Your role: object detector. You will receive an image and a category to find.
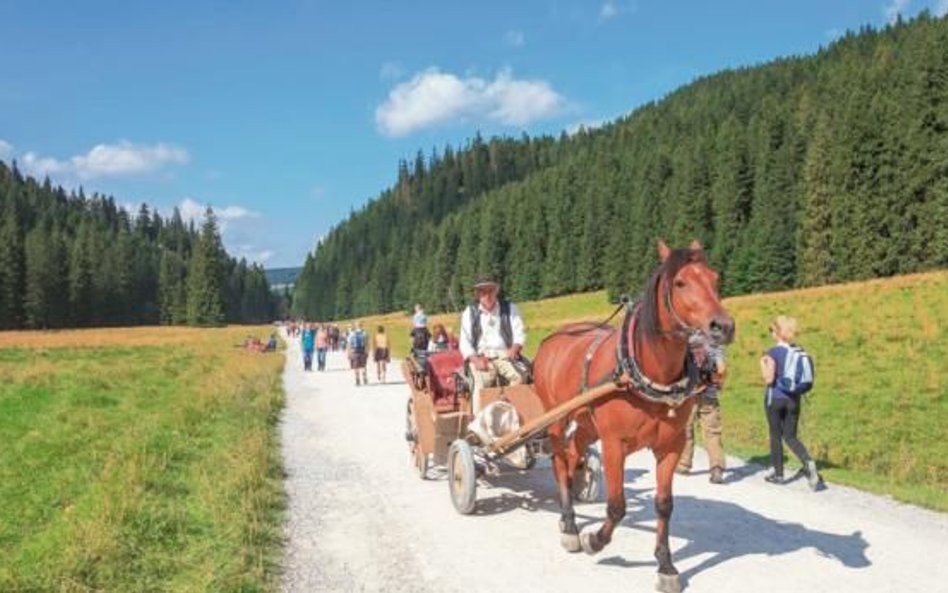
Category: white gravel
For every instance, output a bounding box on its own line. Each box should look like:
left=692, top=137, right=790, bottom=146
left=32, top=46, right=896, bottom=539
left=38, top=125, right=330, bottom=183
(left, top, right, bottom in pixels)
left=279, top=333, right=948, bottom=592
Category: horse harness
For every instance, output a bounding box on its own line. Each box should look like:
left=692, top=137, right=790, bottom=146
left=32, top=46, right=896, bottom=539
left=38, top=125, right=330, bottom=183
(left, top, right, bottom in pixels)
left=579, top=300, right=703, bottom=411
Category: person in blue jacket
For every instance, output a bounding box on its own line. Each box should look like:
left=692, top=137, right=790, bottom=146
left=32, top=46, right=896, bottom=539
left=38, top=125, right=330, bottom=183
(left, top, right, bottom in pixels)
left=759, top=316, right=823, bottom=490
left=301, top=323, right=316, bottom=371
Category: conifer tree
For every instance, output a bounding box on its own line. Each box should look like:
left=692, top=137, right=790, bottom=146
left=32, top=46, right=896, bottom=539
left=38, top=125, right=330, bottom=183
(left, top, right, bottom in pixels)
left=798, top=114, right=835, bottom=286
left=0, top=203, right=24, bottom=329
left=186, top=208, right=226, bottom=326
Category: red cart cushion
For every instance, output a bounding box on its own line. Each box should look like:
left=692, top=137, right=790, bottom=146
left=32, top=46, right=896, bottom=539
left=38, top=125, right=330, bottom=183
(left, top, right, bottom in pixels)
left=427, top=350, right=464, bottom=409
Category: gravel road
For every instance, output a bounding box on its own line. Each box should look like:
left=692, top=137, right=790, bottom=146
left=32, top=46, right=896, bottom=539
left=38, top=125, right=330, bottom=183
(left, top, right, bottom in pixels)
left=279, top=334, right=948, bottom=592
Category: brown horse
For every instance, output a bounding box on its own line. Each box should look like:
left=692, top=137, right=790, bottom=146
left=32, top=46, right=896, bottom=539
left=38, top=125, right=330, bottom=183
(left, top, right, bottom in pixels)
left=533, top=239, right=734, bottom=593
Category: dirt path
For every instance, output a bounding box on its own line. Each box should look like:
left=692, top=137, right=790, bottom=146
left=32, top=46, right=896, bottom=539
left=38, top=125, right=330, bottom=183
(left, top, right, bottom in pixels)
left=279, top=334, right=948, bottom=592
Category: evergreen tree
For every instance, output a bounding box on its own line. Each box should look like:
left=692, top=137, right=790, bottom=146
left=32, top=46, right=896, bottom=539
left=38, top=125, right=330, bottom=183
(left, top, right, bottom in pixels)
left=0, top=203, right=24, bottom=329
left=186, top=208, right=226, bottom=326
left=798, top=114, right=835, bottom=286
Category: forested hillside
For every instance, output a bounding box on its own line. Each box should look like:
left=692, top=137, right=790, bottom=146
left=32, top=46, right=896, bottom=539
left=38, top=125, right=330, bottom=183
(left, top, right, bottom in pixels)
left=293, top=14, right=948, bottom=320
left=0, top=161, right=274, bottom=329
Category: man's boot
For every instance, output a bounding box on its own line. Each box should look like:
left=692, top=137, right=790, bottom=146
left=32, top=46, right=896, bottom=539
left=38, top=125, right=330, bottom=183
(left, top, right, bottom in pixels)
left=709, top=466, right=725, bottom=484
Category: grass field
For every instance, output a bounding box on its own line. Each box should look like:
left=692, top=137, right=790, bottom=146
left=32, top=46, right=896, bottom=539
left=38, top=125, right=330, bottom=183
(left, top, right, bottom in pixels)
left=352, top=271, right=948, bottom=512
left=0, top=326, right=285, bottom=592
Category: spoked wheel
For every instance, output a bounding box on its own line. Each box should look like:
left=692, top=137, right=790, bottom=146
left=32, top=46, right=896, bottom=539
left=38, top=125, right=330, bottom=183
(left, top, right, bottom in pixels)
left=448, top=440, right=477, bottom=514
left=572, top=446, right=603, bottom=503
left=405, top=399, right=428, bottom=479
left=405, top=399, right=416, bottom=453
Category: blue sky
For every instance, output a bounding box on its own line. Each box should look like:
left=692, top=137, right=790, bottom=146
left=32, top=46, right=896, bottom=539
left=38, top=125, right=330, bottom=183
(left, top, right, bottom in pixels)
left=1, top=0, right=944, bottom=267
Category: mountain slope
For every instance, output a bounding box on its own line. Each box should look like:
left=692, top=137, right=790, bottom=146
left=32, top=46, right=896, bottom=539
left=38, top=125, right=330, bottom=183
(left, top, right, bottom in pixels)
left=294, top=14, right=948, bottom=320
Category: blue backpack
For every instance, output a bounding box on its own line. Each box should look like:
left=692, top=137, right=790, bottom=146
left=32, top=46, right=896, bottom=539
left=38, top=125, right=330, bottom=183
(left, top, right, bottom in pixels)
left=777, top=345, right=815, bottom=396
left=351, top=330, right=367, bottom=352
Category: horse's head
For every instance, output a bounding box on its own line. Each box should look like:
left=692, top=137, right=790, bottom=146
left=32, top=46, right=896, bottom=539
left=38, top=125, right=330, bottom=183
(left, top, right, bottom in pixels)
left=654, top=239, right=735, bottom=345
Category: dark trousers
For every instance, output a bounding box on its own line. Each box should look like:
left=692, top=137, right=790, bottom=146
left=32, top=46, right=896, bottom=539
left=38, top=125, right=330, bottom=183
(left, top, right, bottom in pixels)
left=303, top=350, right=314, bottom=371
left=765, top=396, right=812, bottom=476
left=316, top=348, right=327, bottom=371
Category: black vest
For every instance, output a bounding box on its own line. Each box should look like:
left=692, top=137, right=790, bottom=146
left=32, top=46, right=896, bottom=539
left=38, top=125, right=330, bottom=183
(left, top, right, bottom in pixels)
left=470, top=300, right=513, bottom=350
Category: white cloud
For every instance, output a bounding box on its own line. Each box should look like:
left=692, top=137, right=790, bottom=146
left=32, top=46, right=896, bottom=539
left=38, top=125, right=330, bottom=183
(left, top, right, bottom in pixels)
left=884, top=0, right=911, bottom=24
left=504, top=30, right=526, bottom=47
left=375, top=67, right=566, bottom=137
left=21, top=151, right=70, bottom=176
left=379, top=61, right=405, bottom=81
left=600, top=1, right=618, bottom=20
left=217, top=204, right=258, bottom=221
left=177, top=197, right=258, bottom=226
left=18, top=140, right=188, bottom=180
left=72, top=141, right=188, bottom=178
left=935, top=0, right=948, bottom=17
left=0, top=139, right=12, bottom=160
left=233, top=246, right=275, bottom=265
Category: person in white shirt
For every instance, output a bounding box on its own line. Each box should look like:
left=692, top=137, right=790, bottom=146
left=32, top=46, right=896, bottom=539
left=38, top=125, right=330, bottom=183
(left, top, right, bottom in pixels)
left=459, top=275, right=526, bottom=415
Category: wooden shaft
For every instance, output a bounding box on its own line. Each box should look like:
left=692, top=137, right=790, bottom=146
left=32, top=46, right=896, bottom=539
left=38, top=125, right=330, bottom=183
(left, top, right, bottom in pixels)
left=487, top=376, right=627, bottom=456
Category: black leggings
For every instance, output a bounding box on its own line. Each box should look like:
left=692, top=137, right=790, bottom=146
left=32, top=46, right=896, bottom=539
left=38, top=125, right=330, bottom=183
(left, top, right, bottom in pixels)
left=766, top=396, right=812, bottom=476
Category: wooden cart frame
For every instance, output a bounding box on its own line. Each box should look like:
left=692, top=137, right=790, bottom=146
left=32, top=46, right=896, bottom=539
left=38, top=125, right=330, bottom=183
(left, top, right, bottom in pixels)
left=403, top=353, right=621, bottom=514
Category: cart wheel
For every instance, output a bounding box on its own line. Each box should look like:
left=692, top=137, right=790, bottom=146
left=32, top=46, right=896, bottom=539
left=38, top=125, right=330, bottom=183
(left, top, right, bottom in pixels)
left=572, top=447, right=603, bottom=503
left=405, top=399, right=417, bottom=453
left=448, top=440, right=477, bottom=514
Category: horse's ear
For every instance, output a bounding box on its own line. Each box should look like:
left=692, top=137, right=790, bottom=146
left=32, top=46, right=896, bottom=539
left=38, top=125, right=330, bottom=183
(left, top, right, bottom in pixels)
left=690, top=239, right=703, bottom=251
left=657, top=238, right=671, bottom=262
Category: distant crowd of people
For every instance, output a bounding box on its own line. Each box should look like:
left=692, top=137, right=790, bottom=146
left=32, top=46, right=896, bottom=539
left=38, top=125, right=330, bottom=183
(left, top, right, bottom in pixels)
left=289, top=320, right=390, bottom=386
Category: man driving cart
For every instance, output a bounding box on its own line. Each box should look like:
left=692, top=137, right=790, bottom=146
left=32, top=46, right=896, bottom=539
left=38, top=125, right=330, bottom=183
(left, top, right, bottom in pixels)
left=459, top=276, right=530, bottom=451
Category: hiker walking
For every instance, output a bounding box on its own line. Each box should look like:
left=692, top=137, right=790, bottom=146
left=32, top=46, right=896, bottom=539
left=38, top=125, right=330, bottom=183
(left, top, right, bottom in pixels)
left=300, top=323, right=315, bottom=372
left=315, top=323, right=329, bottom=371
left=348, top=321, right=369, bottom=386
left=373, top=325, right=390, bottom=383
left=677, top=334, right=728, bottom=484
left=760, top=315, right=824, bottom=490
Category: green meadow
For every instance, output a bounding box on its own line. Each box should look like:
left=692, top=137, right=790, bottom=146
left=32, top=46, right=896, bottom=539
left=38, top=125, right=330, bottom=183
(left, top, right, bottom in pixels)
left=357, top=271, right=948, bottom=511
left=0, top=327, right=285, bottom=592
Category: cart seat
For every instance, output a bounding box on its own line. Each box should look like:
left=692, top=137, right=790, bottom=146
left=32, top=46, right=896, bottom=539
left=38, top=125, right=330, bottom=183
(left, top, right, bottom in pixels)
left=428, top=350, right=464, bottom=410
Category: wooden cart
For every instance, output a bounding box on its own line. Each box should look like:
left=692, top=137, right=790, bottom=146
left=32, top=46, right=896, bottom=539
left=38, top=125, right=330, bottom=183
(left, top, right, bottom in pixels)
left=403, top=350, right=618, bottom=514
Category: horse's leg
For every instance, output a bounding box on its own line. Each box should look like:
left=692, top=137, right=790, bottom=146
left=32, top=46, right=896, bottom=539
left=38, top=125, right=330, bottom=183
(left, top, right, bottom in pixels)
left=581, top=435, right=625, bottom=554
left=550, top=425, right=581, bottom=552
left=653, top=440, right=685, bottom=593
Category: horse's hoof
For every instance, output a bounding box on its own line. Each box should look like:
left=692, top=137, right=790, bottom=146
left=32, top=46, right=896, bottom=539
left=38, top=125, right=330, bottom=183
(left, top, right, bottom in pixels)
left=655, top=573, right=681, bottom=593
left=580, top=529, right=604, bottom=555
left=560, top=532, right=581, bottom=553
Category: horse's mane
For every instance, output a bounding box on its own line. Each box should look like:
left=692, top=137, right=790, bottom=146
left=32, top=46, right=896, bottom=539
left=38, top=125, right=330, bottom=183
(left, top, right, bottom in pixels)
left=639, top=248, right=706, bottom=340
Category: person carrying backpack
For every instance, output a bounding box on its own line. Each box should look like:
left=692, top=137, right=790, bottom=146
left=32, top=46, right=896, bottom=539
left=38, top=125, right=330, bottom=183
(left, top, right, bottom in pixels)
left=300, top=323, right=315, bottom=371
left=759, top=315, right=824, bottom=491
left=348, top=321, right=369, bottom=386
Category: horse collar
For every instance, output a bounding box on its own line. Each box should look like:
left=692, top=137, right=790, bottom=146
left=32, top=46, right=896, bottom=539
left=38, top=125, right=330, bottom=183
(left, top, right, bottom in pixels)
left=618, top=303, right=701, bottom=407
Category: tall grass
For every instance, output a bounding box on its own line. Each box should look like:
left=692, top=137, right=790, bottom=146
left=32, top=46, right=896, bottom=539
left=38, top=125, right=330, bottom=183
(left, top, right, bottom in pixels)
left=0, top=326, right=285, bottom=592
left=351, top=271, right=948, bottom=511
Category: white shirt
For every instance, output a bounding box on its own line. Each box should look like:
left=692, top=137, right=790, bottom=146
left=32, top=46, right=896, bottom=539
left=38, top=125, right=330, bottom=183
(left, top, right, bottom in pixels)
left=459, top=301, right=526, bottom=360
